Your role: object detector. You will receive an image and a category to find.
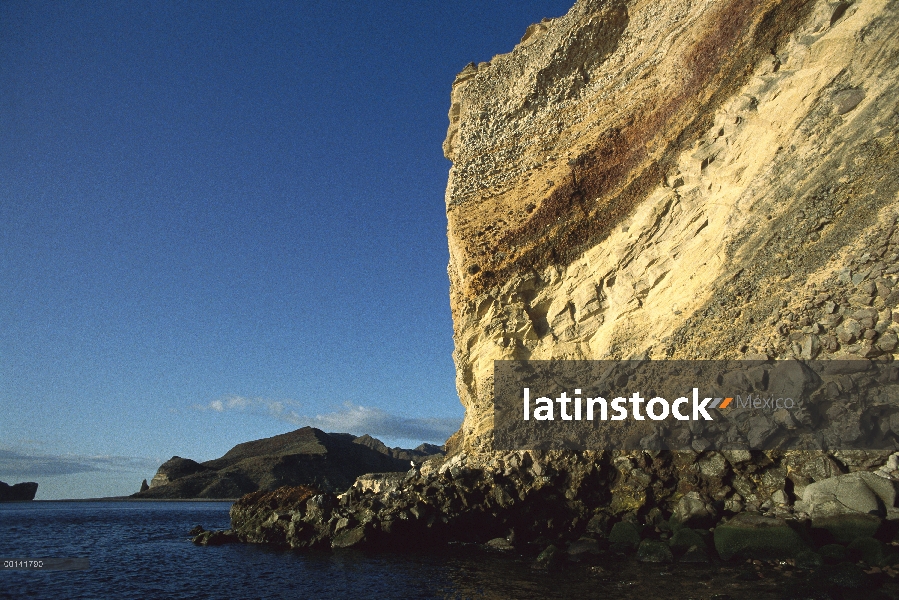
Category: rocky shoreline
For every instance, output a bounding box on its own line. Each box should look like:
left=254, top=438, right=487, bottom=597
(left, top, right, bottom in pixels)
left=190, top=449, right=899, bottom=595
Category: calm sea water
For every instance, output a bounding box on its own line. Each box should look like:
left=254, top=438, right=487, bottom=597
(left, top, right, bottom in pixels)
left=0, top=501, right=818, bottom=599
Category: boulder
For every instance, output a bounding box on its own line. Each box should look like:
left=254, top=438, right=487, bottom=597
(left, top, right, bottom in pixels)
left=713, top=513, right=807, bottom=561
left=637, top=539, right=673, bottom=563
left=192, top=529, right=238, bottom=546
left=679, top=545, right=709, bottom=563
left=532, top=544, right=561, bottom=571
left=810, top=513, right=883, bottom=544
left=813, top=562, right=869, bottom=590
left=847, top=536, right=886, bottom=565
left=486, top=537, right=513, bottom=551
left=584, top=513, right=611, bottom=537
left=818, top=544, right=850, bottom=563
left=668, top=528, right=707, bottom=555
left=794, top=549, right=823, bottom=569
left=766, top=361, right=820, bottom=401
left=607, top=521, right=641, bottom=550
left=798, top=472, right=897, bottom=519
left=566, top=537, right=601, bottom=561
left=671, top=491, right=716, bottom=529
left=332, top=526, right=368, bottom=549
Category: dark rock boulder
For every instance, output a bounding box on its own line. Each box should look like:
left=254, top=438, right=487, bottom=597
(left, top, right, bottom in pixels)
left=812, top=562, right=869, bottom=590
left=795, top=549, right=824, bottom=569
left=230, top=485, right=322, bottom=547
left=818, top=543, right=850, bottom=563
left=332, top=526, right=369, bottom=549
left=566, top=537, right=600, bottom=561
left=637, top=539, right=673, bottom=563
left=0, top=481, right=38, bottom=502
left=713, top=513, right=808, bottom=561
left=847, top=536, right=887, bottom=565
left=679, top=545, right=710, bottom=563
left=192, top=529, right=239, bottom=546
left=607, top=521, right=641, bottom=550
left=668, top=527, right=707, bottom=556
left=485, top=537, right=514, bottom=551
left=810, top=513, right=883, bottom=544
left=532, top=545, right=561, bottom=571
left=139, top=479, right=149, bottom=493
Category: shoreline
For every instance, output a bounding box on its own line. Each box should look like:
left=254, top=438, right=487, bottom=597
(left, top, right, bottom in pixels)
left=19, top=497, right=238, bottom=503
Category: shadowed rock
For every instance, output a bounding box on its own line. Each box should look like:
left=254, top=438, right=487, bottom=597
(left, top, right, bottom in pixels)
left=0, top=481, right=38, bottom=502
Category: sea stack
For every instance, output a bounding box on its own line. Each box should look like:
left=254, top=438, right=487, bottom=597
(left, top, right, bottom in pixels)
left=0, top=480, right=38, bottom=502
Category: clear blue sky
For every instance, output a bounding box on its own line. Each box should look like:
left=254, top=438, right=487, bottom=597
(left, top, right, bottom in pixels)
left=0, top=1, right=574, bottom=498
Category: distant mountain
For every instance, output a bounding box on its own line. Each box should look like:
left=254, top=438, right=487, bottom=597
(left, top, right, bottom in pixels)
left=132, top=427, right=444, bottom=499
left=352, top=434, right=444, bottom=464
left=0, top=480, right=38, bottom=502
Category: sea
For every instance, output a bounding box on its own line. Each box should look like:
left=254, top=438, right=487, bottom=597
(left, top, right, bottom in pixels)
left=0, top=501, right=825, bottom=599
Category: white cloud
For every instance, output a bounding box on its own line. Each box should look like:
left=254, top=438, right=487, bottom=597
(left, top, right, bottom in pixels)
left=0, top=446, right=161, bottom=479
left=289, top=404, right=459, bottom=443
left=194, top=395, right=294, bottom=416
left=194, top=396, right=459, bottom=444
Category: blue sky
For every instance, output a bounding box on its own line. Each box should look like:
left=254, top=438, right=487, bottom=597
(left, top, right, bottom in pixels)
left=0, top=1, right=574, bottom=499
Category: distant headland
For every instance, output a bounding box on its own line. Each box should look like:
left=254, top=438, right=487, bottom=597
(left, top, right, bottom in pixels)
left=0, top=480, right=38, bottom=502
left=132, top=426, right=443, bottom=500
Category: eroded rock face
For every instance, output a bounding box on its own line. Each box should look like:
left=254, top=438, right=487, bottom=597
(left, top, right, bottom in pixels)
left=444, top=0, right=899, bottom=454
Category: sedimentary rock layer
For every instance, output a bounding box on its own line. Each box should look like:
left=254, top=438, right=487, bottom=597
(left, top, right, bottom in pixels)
left=444, top=0, right=899, bottom=453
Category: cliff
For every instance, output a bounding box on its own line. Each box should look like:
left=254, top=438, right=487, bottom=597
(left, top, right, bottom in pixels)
left=224, top=0, right=899, bottom=570
left=134, top=427, right=442, bottom=499
left=0, top=480, right=38, bottom=502
left=444, top=0, right=899, bottom=455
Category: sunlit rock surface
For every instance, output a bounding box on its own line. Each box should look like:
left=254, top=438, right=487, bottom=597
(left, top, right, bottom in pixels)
left=443, top=0, right=899, bottom=454
left=228, top=0, right=899, bottom=565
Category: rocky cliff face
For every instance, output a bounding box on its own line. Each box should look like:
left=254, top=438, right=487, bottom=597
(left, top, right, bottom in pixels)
left=224, top=0, right=899, bottom=570
left=444, top=0, right=899, bottom=454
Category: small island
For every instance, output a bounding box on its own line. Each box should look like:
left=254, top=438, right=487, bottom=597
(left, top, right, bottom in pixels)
left=0, top=480, right=38, bottom=502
